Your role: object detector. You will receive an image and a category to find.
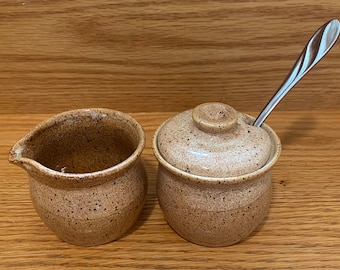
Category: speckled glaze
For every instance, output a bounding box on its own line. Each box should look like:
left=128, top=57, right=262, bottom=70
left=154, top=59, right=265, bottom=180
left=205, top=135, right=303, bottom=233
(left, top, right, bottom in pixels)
left=9, top=108, right=147, bottom=246
left=153, top=102, right=281, bottom=247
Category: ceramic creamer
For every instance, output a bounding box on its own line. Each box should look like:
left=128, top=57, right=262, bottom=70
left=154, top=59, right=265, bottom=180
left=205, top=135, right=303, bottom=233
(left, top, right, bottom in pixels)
left=9, top=108, right=147, bottom=246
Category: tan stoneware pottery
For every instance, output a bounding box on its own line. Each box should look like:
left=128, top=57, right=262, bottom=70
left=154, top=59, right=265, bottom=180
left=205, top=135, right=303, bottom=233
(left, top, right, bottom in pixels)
left=153, top=102, right=281, bottom=247
left=9, top=108, right=147, bottom=246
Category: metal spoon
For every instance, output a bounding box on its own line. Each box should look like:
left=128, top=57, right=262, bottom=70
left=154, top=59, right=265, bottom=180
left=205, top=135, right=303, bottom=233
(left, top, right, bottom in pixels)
left=253, top=19, right=340, bottom=127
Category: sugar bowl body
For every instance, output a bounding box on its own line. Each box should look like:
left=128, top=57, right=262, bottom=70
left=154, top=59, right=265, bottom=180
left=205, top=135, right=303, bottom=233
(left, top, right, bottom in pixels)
left=9, top=108, right=147, bottom=246
left=153, top=102, right=281, bottom=247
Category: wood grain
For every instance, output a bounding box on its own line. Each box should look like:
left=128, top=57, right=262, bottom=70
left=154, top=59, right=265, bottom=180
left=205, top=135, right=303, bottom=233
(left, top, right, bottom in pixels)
left=1, top=1, right=340, bottom=268
left=1, top=111, right=340, bottom=269
left=1, top=0, right=340, bottom=114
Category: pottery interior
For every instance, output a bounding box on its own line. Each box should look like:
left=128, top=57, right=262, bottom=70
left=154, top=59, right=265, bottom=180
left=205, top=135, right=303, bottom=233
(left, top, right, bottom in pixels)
left=153, top=110, right=281, bottom=247
left=21, top=110, right=139, bottom=174
left=9, top=108, right=147, bottom=246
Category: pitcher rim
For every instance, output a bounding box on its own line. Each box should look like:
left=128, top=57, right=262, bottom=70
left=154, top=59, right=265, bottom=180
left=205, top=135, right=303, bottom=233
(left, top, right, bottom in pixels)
left=9, top=108, right=146, bottom=180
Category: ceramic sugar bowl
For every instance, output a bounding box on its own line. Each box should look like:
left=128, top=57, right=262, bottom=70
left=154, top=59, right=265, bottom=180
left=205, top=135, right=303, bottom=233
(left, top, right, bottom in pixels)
left=9, top=108, right=147, bottom=246
left=153, top=102, right=281, bottom=247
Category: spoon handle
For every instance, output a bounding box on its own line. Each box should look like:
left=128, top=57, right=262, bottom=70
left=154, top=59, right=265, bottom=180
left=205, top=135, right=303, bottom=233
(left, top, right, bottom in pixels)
left=253, top=19, right=340, bottom=127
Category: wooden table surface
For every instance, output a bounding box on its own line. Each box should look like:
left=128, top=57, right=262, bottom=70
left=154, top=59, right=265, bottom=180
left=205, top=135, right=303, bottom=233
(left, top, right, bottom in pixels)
left=1, top=0, right=340, bottom=115
left=1, top=0, right=340, bottom=269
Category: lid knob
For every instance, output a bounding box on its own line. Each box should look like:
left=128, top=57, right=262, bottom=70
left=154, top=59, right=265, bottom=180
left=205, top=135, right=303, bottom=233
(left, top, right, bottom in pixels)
left=192, top=102, right=237, bottom=133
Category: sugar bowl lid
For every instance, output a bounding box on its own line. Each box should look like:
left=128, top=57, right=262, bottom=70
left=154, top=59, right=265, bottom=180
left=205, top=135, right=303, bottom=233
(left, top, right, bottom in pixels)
left=154, top=102, right=273, bottom=178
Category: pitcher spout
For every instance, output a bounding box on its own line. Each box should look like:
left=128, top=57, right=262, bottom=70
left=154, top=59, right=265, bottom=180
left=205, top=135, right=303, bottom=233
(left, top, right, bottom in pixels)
left=9, top=138, right=34, bottom=172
